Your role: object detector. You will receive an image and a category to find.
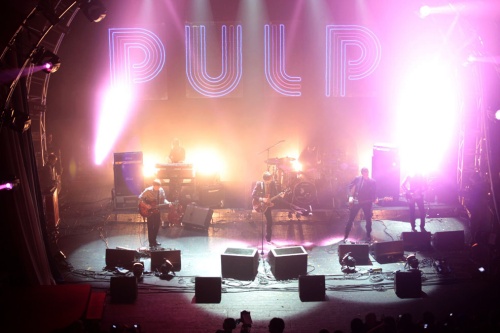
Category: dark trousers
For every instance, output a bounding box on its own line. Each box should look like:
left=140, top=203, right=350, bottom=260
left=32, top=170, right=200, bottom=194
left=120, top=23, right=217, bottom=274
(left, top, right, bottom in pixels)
left=147, top=213, right=161, bottom=245
left=264, top=208, right=273, bottom=241
left=344, top=202, right=372, bottom=239
left=409, top=198, right=425, bottom=229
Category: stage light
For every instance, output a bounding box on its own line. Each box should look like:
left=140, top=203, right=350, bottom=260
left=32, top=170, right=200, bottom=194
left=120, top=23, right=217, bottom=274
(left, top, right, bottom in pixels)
left=341, top=252, right=357, bottom=273
left=419, top=5, right=431, bottom=18
left=79, top=0, right=107, bottom=23
left=37, top=0, right=60, bottom=25
left=0, top=177, right=20, bottom=191
left=32, top=47, right=61, bottom=74
left=1, top=108, right=31, bottom=132
left=405, top=254, right=419, bottom=270
left=132, top=261, right=144, bottom=279
left=159, top=259, right=174, bottom=279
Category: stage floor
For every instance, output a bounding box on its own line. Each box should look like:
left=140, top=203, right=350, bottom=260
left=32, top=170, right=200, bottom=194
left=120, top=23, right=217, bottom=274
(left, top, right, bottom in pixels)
left=53, top=177, right=497, bottom=333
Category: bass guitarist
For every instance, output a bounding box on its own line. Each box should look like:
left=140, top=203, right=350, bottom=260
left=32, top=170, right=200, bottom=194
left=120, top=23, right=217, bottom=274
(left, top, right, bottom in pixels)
left=252, top=171, right=285, bottom=243
left=138, top=179, right=172, bottom=248
left=401, top=172, right=427, bottom=232
left=343, top=167, right=377, bottom=242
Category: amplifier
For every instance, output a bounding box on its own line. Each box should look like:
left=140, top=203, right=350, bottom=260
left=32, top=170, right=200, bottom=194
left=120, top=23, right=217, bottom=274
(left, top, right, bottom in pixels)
left=114, top=151, right=143, bottom=164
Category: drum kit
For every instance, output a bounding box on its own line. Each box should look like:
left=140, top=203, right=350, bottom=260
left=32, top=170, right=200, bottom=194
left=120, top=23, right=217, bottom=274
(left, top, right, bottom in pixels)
left=265, top=156, right=318, bottom=206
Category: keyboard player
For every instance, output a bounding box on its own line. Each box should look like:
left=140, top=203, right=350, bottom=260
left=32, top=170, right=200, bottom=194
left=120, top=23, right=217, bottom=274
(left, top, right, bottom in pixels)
left=169, top=138, right=185, bottom=163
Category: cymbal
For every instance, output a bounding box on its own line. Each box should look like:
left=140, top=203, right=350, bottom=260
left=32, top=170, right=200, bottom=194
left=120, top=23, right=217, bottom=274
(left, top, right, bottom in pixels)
left=265, top=158, right=281, bottom=165
left=279, top=157, right=296, bottom=163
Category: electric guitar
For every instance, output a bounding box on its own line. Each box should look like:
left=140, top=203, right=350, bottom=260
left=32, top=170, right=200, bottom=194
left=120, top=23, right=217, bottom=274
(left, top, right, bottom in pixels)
left=138, top=200, right=171, bottom=218
left=252, top=189, right=290, bottom=213
left=404, top=189, right=424, bottom=201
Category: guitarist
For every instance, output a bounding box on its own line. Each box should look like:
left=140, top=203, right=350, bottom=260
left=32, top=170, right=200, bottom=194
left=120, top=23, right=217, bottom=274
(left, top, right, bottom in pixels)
left=401, top=172, right=428, bottom=232
left=138, top=179, right=171, bottom=248
left=343, top=167, right=377, bottom=242
left=252, top=171, right=284, bottom=243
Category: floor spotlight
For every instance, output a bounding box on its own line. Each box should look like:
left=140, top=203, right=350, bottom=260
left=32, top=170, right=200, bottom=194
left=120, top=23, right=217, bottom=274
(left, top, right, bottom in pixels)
left=79, top=0, right=107, bottom=23
left=32, top=47, right=61, bottom=74
left=159, top=259, right=174, bottom=279
left=132, top=261, right=144, bottom=280
left=341, top=252, right=357, bottom=273
left=405, top=254, right=419, bottom=270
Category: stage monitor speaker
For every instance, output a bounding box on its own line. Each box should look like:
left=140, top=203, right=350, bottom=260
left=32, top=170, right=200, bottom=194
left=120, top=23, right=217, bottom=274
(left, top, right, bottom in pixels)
left=105, top=249, right=136, bottom=269
left=433, top=230, right=465, bottom=251
left=372, top=145, right=400, bottom=199
left=268, top=246, right=308, bottom=280
left=371, top=241, right=404, bottom=263
left=195, top=277, right=221, bottom=303
left=298, top=275, right=325, bottom=302
left=110, top=276, right=137, bottom=303
left=394, top=270, right=422, bottom=298
left=182, top=204, right=213, bottom=230
left=150, top=250, right=181, bottom=272
left=113, top=163, right=144, bottom=196
left=402, top=232, right=432, bottom=251
left=221, top=248, right=259, bottom=281
left=338, top=244, right=370, bottom=265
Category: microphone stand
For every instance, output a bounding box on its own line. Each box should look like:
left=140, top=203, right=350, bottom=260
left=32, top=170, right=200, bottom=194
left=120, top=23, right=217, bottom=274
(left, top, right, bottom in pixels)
left=258, top=140, right=285, bottom=171
left=261, top=210, right=265, bottom=255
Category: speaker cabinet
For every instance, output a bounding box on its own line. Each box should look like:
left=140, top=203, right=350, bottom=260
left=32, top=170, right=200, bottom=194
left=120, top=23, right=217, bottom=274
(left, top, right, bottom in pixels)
left=195, top=277, right=221, bottom=303
left=394, top=270, right=422, bottom=298
left=433, top=230, right=465, bottom=251
left=402, top=232, right=432, bottom=251
left=221, top=248, right=259, bottom=281
left=150, top=250, right=181, bottom=272
left=113, top=163, right=144, bottom=196
left=268, top=246, right=307, bottom=280
left=372, top=146, right=400, bottom=199
left=182, top=205, right=213, bottom=230
left=110, top=276, right=137, bottom=303
left=199, top=185, right=224, bottom=208
left=105, top=249, right=136, bottom=269
left=338, top=244, right=370, bottom=265
left=371, top=241, right=404, bottom=263
left=299, top=275, right=325, bottom=302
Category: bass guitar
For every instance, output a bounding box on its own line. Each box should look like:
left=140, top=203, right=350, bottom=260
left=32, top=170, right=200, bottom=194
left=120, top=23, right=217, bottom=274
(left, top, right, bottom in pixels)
left=252, top=189, right=290, bottom=213
left=138, top=200, right=171, bottom=218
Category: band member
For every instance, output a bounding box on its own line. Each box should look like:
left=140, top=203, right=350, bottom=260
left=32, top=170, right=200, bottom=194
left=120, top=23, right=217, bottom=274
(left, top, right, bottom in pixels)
left=169, top=138, right=185, bottom=163
left=343, top=167, right=377, bottom=242
left=138, top=179, right=171, bottom=248
left=252, top=171, right=284, bottom=243
left=298, top=143, right=321, bottom=179
left=40, top=152, right=60, bottom=192
left=401, top=172, right=427, bottom=231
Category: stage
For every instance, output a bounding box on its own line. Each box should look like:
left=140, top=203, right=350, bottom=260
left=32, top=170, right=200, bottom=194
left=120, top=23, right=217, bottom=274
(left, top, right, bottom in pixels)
left=45, top=173, right=500, bottom=333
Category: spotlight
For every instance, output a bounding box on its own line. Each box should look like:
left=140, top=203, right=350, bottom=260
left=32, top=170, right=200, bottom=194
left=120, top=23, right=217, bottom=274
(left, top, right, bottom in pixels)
left=341, top=252, right=357, bottom=273
left=37, top=0, right=60, bottom=25
left=159, top=259, right=174, bottom=279
left=1, top=108, right=31, bottom=132
left=79, top=0, right=107, bottom=23
left=405, top=254, right=419, bottom=270
left=132, top=261, right=144, bottom=280
left=0, top=176, right=20, bottom=191
left=32, top=47, right=61, bottom=74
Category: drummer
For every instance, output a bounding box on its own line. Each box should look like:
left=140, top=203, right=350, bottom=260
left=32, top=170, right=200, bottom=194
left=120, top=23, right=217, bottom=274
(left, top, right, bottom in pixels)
left=298, top=143, right=321, bottom=180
